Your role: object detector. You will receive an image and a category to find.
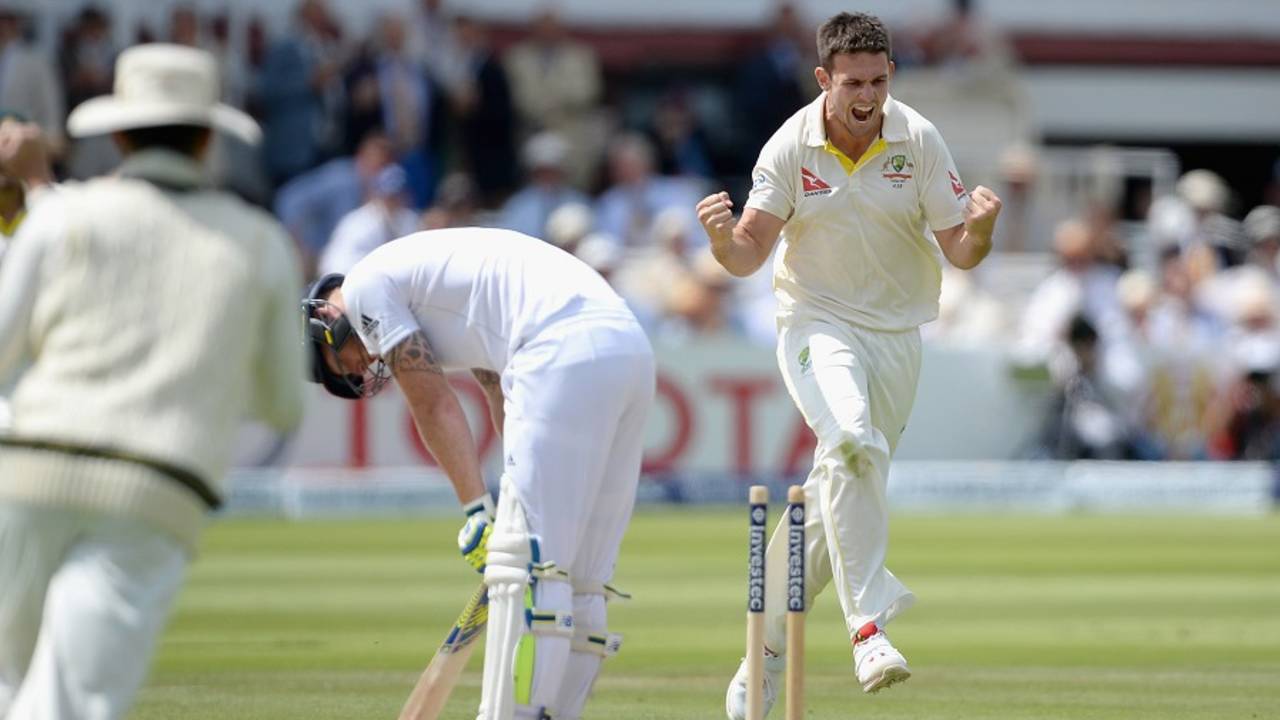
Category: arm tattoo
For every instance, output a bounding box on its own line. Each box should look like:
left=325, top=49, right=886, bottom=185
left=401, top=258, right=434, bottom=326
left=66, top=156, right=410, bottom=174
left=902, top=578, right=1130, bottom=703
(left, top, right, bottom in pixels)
left=472, top=369, right=501, bottom=389
left=388, top=331, right=444, bottom=375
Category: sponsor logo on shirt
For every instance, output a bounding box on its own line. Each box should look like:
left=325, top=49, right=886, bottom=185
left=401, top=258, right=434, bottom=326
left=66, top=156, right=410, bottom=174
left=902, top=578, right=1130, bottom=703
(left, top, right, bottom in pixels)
left=881, top=154, right=915, bottom=188
left=798, top=346, right=812, bottom=375
left=948, top=170, right=967, bottom=200
left=801, top=167, right=833, bottom=197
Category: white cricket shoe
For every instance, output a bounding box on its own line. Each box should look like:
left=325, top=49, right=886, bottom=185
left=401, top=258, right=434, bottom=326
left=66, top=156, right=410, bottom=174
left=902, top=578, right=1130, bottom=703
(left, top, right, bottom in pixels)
left=724, top=652, right=785, bottom=720
left=852, top=623, right=911, bottom=693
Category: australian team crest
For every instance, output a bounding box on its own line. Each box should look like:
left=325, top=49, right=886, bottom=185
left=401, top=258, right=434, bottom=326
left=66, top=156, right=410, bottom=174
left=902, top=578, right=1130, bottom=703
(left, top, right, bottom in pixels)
left=881, top=154, right=914, bottom=188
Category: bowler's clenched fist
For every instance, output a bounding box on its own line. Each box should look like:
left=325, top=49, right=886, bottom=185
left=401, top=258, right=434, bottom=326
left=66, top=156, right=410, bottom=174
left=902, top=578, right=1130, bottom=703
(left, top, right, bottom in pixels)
left=697, top=191, right=735, bottom=245
left=0, top=119, right=52, bottom=188
left=963, top=185, right=1002, bottom=240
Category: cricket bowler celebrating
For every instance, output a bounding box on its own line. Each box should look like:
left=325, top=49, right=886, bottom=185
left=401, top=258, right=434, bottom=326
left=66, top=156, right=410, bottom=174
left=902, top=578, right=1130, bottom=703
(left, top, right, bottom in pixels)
left=302, top=228, right=655, bottom=720
left=696, top=13, right=1002, bottom=717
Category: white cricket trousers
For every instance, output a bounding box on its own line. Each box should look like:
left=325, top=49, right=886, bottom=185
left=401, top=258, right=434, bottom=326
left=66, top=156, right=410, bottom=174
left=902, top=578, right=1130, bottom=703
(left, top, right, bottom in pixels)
left=491, top=314, right=654, bottom=718
left=0, top=502, right=188, bottom=720
left=764, top=312, right=921, bottom=652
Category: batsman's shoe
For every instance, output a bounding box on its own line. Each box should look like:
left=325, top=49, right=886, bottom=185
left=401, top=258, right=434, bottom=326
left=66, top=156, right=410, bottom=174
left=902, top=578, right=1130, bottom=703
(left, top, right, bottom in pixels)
left=724, top=652, right=785, bottom=720
left=852, top=622, right=911, bottom=693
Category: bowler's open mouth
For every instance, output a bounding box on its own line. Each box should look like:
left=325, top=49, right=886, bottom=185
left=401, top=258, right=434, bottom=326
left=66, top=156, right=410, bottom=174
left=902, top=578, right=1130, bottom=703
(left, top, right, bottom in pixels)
left=851, top=106, right=874, bottom=123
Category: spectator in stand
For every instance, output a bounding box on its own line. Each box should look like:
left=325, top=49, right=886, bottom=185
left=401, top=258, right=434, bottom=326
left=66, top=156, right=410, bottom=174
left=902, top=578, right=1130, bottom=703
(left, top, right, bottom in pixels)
left=1109, top=269, right=1217, bottom=459
left=1242, top=206, right=1280, bottom=278
left=59, top=7, right=116, bottom=116
left=734, top=3, right=811, bottom=159
left=318, top=165, right=420, bottom=276
left=1109, top=243, right=1224, bottom=429
left=925, top=266, right=1010, bottom=348
left=208, top=13, right=248, bottom=108
left=169, top=5, right=200, bottom=47
left=595, top=133, right=704, bottom=252
left=1148, top=169, right=1248, bottom=267
left=504, top=6, right=603, bottom=188
left=245, top=15, right=269, bottom=78
left=1014, top=218, right=1123, bottom=375
left=420, top=171, right=479, bottom=230
left=451, top=16, right=517, bottom=207
left=499, top=131, right=589, bottom=239
left=647, top=89, right=715, bottom=179
left=344, top=13, right=443, bottom=208
left=0, top=7, right=64, bottom=156
left=612, top=207, right=691, bottom=333
left=274, top=131, right=395, bottom=278
left=1197, top=205, right=1280, bottom=327
left=657, top=250, right=743, bottom=342
left=166, top=6, right=247, bottom=107
left=573, top=233, right=625, bottom=286
left=1033, top=315, right=1145, bottom=460
left=410, top=0, right=468, bottom=98
left=1221, top=273, right=1280, bottom=377
left=257, top=0, right=348, bottom=185
left=913, top=0, right=1016, bottom=72
left=1206, top=328, right=1280, bottom=461
left=991, top=143, right=1043, bottom=253
left=1148, top=245, right=1224, bottom=349
left=166, top=6, right=270, bottom=205
left=58, top=7, right=118, bottom=178
left=543, top=201, right=594, bottom=256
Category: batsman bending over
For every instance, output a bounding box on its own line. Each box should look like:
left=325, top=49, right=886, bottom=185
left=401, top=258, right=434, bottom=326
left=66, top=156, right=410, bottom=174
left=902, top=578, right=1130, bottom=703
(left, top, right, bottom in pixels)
left=302, top=229, right=655, bottom=720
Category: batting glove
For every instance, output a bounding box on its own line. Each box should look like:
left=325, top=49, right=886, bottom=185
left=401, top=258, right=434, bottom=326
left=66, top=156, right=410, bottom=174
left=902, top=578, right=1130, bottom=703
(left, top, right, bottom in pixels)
left=458, top=493, right=496, bottom=573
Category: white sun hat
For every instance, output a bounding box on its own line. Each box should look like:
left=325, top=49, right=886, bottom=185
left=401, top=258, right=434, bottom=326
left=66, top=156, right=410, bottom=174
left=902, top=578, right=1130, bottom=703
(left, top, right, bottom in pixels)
left=66, top=43, right=261, bottom=145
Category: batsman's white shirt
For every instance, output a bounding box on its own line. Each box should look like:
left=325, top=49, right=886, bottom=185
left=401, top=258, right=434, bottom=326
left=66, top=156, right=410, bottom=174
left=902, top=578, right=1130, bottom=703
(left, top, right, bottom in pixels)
left=342, top=228, right=635, bottom=372
left=747, top=93, right=966, bottom=331
left=745, top=94, right=968, bottom=643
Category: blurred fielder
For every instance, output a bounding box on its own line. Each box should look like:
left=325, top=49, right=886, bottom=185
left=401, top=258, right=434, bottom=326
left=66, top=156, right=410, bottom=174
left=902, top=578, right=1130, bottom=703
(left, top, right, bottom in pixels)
left=0, top=45, right=304, bottom=719
left=696, top=13, right=1002, bottom=718
left=301, top=228, right=654, bottom=720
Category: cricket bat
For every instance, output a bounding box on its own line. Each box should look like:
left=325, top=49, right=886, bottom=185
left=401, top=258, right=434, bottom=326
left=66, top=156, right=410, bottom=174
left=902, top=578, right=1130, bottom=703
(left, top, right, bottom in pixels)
left=398, top=581, right=490, bottom=720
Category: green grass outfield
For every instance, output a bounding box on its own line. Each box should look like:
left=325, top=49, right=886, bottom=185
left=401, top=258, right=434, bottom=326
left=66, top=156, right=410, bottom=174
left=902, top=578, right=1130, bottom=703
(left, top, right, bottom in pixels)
left=134, top=510, right=1280, bottom=720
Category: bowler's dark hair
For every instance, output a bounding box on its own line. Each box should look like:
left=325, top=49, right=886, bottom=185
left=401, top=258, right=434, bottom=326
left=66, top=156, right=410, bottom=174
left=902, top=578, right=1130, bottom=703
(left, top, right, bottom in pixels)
left=119, top=124, right=211, bottom=156
left=816, top=12, right=891, bottom=69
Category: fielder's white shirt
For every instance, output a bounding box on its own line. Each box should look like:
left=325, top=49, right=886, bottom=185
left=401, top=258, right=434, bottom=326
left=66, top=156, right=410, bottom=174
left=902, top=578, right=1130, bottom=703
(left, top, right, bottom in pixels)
left=342, top=228, right=632, bottom=372
left=746, top=94, right=968, bottom=331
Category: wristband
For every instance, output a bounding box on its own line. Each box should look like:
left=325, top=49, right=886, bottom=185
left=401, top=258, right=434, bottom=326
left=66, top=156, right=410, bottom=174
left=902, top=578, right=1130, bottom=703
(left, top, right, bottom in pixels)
left=462, top=492, right=496, bottom=518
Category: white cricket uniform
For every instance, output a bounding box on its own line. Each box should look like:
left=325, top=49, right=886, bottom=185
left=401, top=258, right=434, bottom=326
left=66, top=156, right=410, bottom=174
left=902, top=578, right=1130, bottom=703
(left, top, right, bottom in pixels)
left=341, top=229, right=654, bottom=719
left=0, top=151, right=304, bottom=719
left=745, top=94, right=967, bottom=646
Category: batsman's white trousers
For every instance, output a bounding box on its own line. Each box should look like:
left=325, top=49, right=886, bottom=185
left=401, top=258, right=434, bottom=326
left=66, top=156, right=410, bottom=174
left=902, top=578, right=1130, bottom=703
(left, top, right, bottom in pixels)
left=501, top=313, right=654, bottom=596
left=764, top=311, right=920, bottom=651
left=493, top=313, right=654, bottom=717
left=0, top=502, right=188, bottom=720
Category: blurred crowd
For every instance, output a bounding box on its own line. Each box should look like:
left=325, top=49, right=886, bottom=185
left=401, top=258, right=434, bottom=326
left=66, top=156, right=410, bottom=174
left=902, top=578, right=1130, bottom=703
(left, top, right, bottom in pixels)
left=1003, top=172, right=1280, bottom=463
left=1, top=0, right=1278, bottom=462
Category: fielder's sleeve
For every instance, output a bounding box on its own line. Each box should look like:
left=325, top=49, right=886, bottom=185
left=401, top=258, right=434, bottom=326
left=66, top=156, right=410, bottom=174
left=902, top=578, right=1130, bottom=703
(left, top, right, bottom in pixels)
left=341, top=264, right=418, bottom=357
left=743, top=132, right=798, bottom=223
left=916, top=123, right=967, bottom=231
left=251, top=224, right=307, bottom=431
